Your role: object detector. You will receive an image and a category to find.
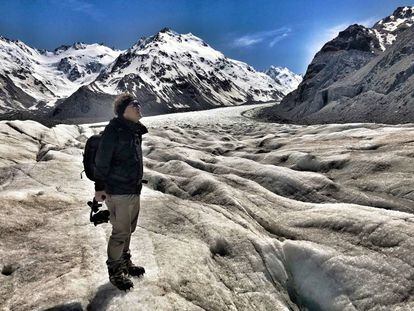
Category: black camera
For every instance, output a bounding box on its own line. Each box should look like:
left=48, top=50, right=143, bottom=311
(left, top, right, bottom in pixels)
left=87, top=197, right=110, bottom=226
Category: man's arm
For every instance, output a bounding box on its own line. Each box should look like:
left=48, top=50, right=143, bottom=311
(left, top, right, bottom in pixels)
left=94, top=125, right=117, bottom=191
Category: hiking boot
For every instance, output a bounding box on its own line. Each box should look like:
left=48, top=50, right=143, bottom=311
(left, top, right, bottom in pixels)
left=108, top=262, right=134, bottom=291
left=121, top=251, right=146, bottom=277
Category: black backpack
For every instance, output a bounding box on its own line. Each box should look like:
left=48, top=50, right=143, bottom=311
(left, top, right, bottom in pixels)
left=81, top=131, right=104, bottom=181
left=80, top=129, right=149, bottom=184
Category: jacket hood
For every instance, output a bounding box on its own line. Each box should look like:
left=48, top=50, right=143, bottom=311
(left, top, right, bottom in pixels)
left=109, top=116, right=148, bottom=135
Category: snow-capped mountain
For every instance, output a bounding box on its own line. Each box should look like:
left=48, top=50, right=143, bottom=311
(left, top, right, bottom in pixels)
left=264, top=66, right=302, bottom=94
left=255, top=6, right=414, bottom=124
left=95, top=28, right=288, bottom=102
left=45, top=42, right=122, bottom=84
left=370, top=6, right=414, bottom=50
left=0, top=27, right=301, bottom=122
left=51, top=27, right=289, bottom=121
left=0, top=36, right=122, bottom=113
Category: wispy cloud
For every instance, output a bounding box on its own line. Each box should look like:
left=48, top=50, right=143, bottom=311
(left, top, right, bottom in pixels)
left=231, top=27, right=291, bottom=48
left=49, top=0, right=105, bottom=21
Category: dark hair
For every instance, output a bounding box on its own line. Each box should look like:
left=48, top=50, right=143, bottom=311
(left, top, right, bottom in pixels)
left=113, top=93, right=134, bottom=116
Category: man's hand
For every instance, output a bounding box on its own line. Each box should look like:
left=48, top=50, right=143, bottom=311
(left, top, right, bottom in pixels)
left=95, top=190, right=107, bottom=202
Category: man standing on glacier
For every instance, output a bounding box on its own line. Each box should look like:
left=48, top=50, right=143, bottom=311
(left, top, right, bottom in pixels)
left=94, top=92, right=148, bottom=291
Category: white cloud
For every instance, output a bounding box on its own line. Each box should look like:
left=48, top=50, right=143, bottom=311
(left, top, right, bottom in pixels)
left=231, top=27, right=291, bottom=48
left=269, top=32, right=289, bottom=47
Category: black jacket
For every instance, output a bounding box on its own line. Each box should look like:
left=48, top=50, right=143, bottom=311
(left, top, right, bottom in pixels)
left=94, top=116, right=148, bottom=195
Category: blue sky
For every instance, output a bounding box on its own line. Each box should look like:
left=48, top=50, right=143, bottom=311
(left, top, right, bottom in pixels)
left=0, top=0, right=413, bottom=74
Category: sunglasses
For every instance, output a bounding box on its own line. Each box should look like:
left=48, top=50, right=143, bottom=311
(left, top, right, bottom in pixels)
left=129, top=100, right=141, bottom=109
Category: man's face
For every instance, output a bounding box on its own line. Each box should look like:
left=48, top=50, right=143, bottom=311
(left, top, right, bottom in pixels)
left=123, top=100, right=142, bottom=122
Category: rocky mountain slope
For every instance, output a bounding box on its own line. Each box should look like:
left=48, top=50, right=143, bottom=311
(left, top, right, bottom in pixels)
left=254, top=6, right=414, bottom=124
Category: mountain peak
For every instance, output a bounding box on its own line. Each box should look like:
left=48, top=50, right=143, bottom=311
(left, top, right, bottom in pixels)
left=131, top=27, right=209, bottom=53
left=53, top=41, right=90, bottom=53
left=392, top=6, right=414, bottom=19
left=264, top=65, right=302, bottom=93
left=159, top=27, right=173, bottom=33
left=157, top=27, right=180, bottom=36
left=268, top=65, right=284, bottom=70
left=72, top=41, right=87, bottom=49
left=319, top=24, right=380, bottom=53
left=371, top=6, right=414, bottom=50
left=53, top=44, right=70, bottom=53
left=373, top=5, right=414, bottom=32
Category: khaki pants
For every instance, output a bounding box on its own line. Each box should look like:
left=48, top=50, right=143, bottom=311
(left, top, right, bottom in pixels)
left=105, top=194, right=140, bottom=270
